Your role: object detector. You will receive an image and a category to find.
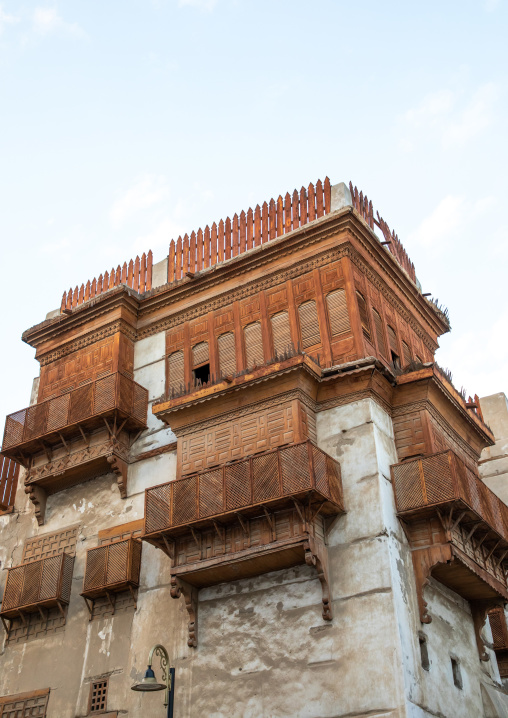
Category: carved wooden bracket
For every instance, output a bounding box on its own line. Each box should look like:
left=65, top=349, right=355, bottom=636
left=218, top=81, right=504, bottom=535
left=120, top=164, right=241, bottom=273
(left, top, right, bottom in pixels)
left=24, top=484, right=47, bottom=526
left=170, top=575, right=198, bottom=648
left=304, top=536, right=333, bottom=621
left=471, top=599, right=504, bottom=662
left=410, top=545, right=453, bottom=625
left=106, top=453, right=128, bottom=499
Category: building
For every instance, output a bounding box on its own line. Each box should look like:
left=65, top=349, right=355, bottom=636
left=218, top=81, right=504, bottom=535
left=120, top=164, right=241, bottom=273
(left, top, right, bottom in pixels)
left=0, top=177, right=507, bottom=717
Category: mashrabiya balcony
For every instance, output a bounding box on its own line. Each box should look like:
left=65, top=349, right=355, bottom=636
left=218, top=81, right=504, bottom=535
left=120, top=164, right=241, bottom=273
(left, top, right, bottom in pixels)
left=81, top=538, right=142, bottom=618
left=143, top=440, right=344, bottom=647
left=391, top=449, right=508, bottom=659
left=489, top=607, right=508, bottom=678
left=1, top=372, right=148, bottom=462
left=0, top=553, right=74, bottom=636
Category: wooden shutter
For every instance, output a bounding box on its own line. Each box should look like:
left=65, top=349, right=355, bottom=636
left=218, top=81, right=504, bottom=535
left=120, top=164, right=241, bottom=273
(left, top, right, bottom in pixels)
left=298, top=301, right=320, bottom=349
left=387, top=325, right=398, bottom=355
left=372, top=308, right=387, bottom=357
left=192, top=342, right=209, bottom=367
left=217, top=333, right=236, bottom=376
left=489, top=607, right=508, bottom=650
left=326, top=289, right=350, bottom=336
left=168, top=351, right=185, bottom=393
left=355, top=291, right=371, bottom=341
left=402, top=341, right=412, bottom=367
left=244, top=322, right=264, bottom=367
left=270, top=311, right=292, bottom=357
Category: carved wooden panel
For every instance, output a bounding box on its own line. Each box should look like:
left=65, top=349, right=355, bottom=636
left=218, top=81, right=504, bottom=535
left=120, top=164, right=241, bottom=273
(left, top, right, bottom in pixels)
left=320, top=259, right=344, bottom=294
left=265, top=284, right=288, bottom=315
left=22, top=525, right=79, bottom=564
left=213, top=307, right=235, bottom=334
left=239, top=295, right=261, bottom=325
left=189, top=316, right=208, bottom=344
left=98, top=519, right=144, bottom=545
left=179, top=403, right=298, bottom=475
left=117, top=332, right=135, bottom=378
left=292, top=271, right=316, bottom=304
left=392, top=410, right=428, bottom=459
left=166, top=326, right=185, bottom=354
left=0, top=689, right=50, bottom=718
left=38, top=337, right=115, bottom=401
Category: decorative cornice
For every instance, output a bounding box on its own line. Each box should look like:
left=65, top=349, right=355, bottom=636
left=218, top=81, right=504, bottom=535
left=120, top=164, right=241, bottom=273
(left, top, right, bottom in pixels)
left=38, top=321, right=137, bottom=366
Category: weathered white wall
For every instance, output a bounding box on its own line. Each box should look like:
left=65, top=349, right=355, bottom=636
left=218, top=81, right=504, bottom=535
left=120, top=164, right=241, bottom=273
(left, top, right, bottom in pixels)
left=480, top=393, right=508, bottom=504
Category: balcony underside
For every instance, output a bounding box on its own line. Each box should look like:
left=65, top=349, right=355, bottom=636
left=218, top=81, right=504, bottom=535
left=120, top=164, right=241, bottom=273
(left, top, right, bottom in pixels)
left=431, top=545, right=508, bottom=602
left=0, top=596, right=68, bottom=622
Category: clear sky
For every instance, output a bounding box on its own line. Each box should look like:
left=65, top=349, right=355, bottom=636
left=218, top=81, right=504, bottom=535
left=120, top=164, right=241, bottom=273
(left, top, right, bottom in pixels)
left=1, top=0, right=507, bottom=427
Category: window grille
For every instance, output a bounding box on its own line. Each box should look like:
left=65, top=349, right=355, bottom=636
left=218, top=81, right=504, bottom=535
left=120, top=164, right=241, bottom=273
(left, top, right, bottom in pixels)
left=168, top=351, right=185, bottom=394
left=217, top=333, right=236, bottom=376
left=244, top=322, right=264, bottom=368
left=372, top=308, right=387, bottom=357
left=402, top=341, right=412, bottom=367
left=326, top=289, right=350, bottom=336
left=89, top=679, right=108, bottom=713
left=192, top=342, right=209, bottom=367
left=298, top=301, right=320, bottom=349
left=270, top=311, right=292, bottom=357
left=387, top=325, right=398, bottom=354
left=355, top=291, right=371, bottom=342
left=0, top=689, right=49, bottom=717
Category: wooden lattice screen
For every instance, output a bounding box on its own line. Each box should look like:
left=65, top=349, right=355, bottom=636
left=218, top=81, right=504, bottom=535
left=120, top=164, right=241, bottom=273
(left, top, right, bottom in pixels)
left=0, top=454, right=20, bottom=511
left=0, top=553, right=73, bottom=617
left=0, top=689, right=50, bottom=717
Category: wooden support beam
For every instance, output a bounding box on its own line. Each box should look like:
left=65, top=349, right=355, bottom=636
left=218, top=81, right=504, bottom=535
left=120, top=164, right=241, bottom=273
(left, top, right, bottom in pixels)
left=310, top=501, right=326, bottom=524
left=83, top=597, right=94, bottom=620
left=292, top=498, right=306, bottom=525
left=105, top=591, right=116, bottom=615
left=77, top=424, right=90, bottom=447
left=190, top=527, right=201, bottom=549
left=128, top=584, right=138, bottom=610
left=485, top=541, right=501, bottom=563
left=212, top=520, right=225, bottom=544
left=235, top=513, right=250, bottom=537
left=450, top=511, right=466, bottom=533
left=56, top=601, right=66, bottom=620
left=129, top=429, right=144, bottom=448
left=162, top=534, right=175, bottom=560
left=262, top=506, right=275, bottom=531
left=466, top=522, right=482, bottom=542
left=495, top=550, right=508, bottom=569
left=58, top=433, right=70, bottom=455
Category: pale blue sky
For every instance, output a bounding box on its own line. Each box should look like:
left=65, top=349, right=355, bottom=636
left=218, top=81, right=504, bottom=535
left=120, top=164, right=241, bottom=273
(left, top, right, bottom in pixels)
left=1, top=0, right=507, bottom=426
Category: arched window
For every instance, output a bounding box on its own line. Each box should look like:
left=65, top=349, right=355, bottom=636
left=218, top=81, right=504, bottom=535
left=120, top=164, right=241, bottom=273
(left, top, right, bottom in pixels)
left=326, top=289, right=350, bottom=336
left=244, top=322, right=264, bottom=368
left=372, top=307, right=387, bottom=357
left=217, top=332, right=236, bottom=376
left=168, top=351, right=185, bottom=394
left=192, top=342, right=210, bottom=385
left=298, top=301, right=320, bottom=349
left=402, top=340, right=412, bottom=367
left=355, top=291, right=371, bottom=342
left=270, top=311, right=292, bottom=357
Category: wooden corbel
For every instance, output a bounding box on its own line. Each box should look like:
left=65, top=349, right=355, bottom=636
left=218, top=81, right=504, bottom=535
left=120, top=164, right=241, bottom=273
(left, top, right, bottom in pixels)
left=106, top=454, right=128, bottom=498
left=24, top=482, right=47, bottom=526
left=304, top=536, right=333, bottom=621
left=410, top=545, right=453, bottom=624
left=170, top=576, right=198, bottom=648
left=470, top=599, right=504, bottom=662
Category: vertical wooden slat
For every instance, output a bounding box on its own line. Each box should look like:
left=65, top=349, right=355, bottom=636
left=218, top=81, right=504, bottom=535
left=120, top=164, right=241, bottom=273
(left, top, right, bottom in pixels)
left=218, top=219, right=225, bottom=263
left=121, top=262, right=127, bottom=284
left=211, top=222, right=218, bottom=266
left=246, top=208, right=253, bottom=250
left=284, top=192, right=292, bottom=234
left=60, top=292, right=66, bottom=313
left=189, top=231, right=196, bottom=273
left=316, top=179, right=324, bottom=217
left=85, top=281, right=90, bottom=302
left=115, top=265, right=121, bottom=285
left=139, top=253, right=147, bottom=292
left=97, top=274, right=104, bottom=295
left=324, top=176, right=331, bottom=214
left=239, top=211, right=246, bottom=255
left=175, top=237, right=183, bottom=281
left=292, top=189, right=299, bottom=230
left=232, top=214, right=239, bottom=257
left=109, top=268, right=115, bottom=289
left=276, top=195, right=283, bottom=237
left=225, top=217, right=232, bottom=260
left=204, top=225, right=211, bottom=269
left=146, top=250, right=153, bottom=291
left=300, top=186, right=307, bottom=226
left=196, top=228, right=203, bottom=271
left=91, top=278, right=97, bottom=298
left=261, top=201, right=268, bottom=244
left=254, top=204, right=261, bottom=247
left=168, top=239, right=175, bottom=283
left=78, top=285, right=84, bottom=304
left=308, top=182, right=316, bottom=222
left=269, top=198, right=276, bottom=240
left=182, top=235, right=189, bottom=276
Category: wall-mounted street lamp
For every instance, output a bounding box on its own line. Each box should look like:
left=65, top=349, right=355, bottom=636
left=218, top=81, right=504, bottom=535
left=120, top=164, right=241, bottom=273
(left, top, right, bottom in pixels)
left=131, top=644, right=175, bottom=718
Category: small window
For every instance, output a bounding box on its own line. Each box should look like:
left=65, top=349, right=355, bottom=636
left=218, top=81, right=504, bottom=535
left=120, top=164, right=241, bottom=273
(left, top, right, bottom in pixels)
left=451, top=657, right=462, bottom=689
left=217, top=332, right=236, bottom=376
left=419, top=634, right=430, bottom=671
left=244, top=322, right=264, bottom=368
left=89, top=678, right=108, bottom=713
left=168, top=350, right=185, bottom=394
left=270, top=311, right=292, bottom=358
left=355, top=291, right=371, bottom=342
left=326, top=289, right=350, bottom=336
left=192, top=342, right=210, bottom=386
left=298, top=301, right=320, bottom=349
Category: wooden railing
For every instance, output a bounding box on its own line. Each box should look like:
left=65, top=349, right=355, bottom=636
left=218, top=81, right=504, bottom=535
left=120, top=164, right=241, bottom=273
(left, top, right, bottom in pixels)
left=0, top=454, right=20, bottom=510
left=144, top=441, right=343, bottom=536
left=168, top=178, right=331, bottom=282
left=2, top=373, right=148, bottom=456
left=81, top=538, right=142, bottom=599
left=349, top=181, right=416, bottom=283
left=60, top=251, right=153, bottom=312
left=0, top=553, right=74, bottom=619
left=391, top=450, right=508, bottom=542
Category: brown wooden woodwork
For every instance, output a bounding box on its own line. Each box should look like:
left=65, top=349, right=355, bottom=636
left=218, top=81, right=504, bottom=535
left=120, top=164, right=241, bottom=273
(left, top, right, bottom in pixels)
left=98, top=519, right=144, bottom=544
left=81, top=538, right=142, bottom=618
left=0, top=553, right=74, bottom=637
left=488, top=607, right=508, bottom=677
left=0, top=454, right=20, bottom=511
left=143, top=441, right=342, bottom=646
left=22, top=525, right=80, bottom=564
left=0, top=688, right=50, bottom=716
left=392, top=450, right=508, bottom=659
